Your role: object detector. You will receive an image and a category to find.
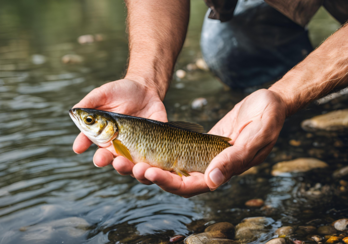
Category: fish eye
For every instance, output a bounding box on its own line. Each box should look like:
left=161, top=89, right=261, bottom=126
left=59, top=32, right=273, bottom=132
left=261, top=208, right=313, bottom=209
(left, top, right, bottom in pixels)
left=84, top=115, right=95, bottom=125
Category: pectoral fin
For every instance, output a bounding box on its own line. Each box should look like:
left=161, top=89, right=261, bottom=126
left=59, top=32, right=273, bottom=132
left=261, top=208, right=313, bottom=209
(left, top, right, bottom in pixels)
left=174, top=168, right=190, bottom=177
left=112, top=140, right=133, bottom=163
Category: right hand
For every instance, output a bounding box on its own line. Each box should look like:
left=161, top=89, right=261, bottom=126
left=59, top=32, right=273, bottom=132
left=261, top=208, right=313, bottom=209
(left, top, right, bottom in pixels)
left=73, top=79, right=167, bottom=183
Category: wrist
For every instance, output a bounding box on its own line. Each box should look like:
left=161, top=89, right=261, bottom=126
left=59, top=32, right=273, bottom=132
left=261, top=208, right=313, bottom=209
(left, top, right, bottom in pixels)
left=124, top=73, right=169, bottom=101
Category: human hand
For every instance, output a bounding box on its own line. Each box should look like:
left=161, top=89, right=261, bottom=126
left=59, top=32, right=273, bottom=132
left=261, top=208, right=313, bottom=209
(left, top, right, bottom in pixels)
left=73, top=78, right=167, bottom=179
left=139, top=89, right=287, bottom=197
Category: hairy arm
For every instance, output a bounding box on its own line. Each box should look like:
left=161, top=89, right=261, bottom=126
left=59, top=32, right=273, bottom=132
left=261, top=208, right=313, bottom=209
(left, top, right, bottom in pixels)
left=270, top=23, right=348, bottom=116
left=125, top=0, right=190, bottom=100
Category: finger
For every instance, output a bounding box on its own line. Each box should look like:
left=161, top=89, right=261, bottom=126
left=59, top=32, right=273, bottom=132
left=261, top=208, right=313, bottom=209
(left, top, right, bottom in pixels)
left=73, top=133, right=92, bottom=154
left=204, top=145, right=245, bottom=190
left=113, top=156, right=134, bottom=175
left=93, top=148, right=114, bottom=167
left=145, top=168, right=209, bottom=197
left=73, top=87, right=106, bottom=109
left=132, top=163, right=153, bottom=185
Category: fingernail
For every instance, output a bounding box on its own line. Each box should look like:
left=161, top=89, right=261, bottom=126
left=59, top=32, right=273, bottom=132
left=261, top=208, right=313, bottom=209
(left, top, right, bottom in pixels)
left=93, top=160, right=101, bottom=168
left=209, top=168, right=225, bottom=188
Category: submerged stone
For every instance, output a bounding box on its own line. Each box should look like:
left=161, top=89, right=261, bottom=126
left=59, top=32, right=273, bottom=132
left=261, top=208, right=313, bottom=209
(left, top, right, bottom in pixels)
left=317, top=225, right=337, bottom=235
left=265, top=238, right=289, bottom=244
left=184, top=233, right=236, bottom=244
left=332, top=218, right=348, bottom=231
left=62, top=54, right=84, bottom=64
left=204, top=222, right=235, bottom=239
left=235, top=217, right=274, bottom=242
left=301, top=109, right=348, bottom=132
left=271, top=158, right=328, bottom=176
left=192, top=98, right=208, bottom=110
left=245, top=199, right=264, bottom=208
left=333, top=166, right=348, bottom=179
left=275, top=226, right=295, bottom=236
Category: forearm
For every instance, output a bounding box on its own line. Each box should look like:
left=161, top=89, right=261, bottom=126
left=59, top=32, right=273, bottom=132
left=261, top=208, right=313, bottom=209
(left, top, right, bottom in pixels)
left=270, top=24, right=348, bottom=116
left=124, top=0, right=190, bottom=100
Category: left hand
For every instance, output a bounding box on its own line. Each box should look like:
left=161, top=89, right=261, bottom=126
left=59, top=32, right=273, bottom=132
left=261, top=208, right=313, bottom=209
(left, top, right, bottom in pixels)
left=141, top=89, right=287, bottom=197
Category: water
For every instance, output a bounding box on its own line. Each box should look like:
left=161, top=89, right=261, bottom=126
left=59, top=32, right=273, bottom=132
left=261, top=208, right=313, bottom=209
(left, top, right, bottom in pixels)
left=0, top=1, right=347, bottom=243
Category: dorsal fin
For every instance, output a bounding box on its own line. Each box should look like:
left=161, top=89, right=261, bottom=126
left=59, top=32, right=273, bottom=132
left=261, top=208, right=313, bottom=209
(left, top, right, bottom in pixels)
left=167, top=121, right=205, bottom=133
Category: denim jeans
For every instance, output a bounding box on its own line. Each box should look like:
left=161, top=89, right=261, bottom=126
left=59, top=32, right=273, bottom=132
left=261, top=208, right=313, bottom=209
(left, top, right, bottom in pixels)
left=200, top=1, right=313, bottom=88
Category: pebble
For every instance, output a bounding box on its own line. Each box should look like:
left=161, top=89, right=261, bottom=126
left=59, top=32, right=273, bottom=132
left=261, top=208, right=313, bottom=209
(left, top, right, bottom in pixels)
left=62, top=54, right=84, bottom=64
left=271, top=158, right=328, bottom=176
left=184, top=234, right=236, bottom=244
left=340, top=180, right=348, bottom=186
left=275, top=226, right=295, bottom=236
left=176, top=69, right=186, bottom=79
left=332, top=219, right=348, bottom=231
left=343, top=237, right=348, bottom=244
left=326, top=236, right=340, bottom=243
left=311, top=235, right=323, bottom=242
left=240, top=167, right=258, bottom=176
left=191, top=98, right=207, bottom=110
left=317, top=225, right=337, bottom=235
left=31, top=54, right=46, bottom=65
left=333, top=166, right=348, bottom=179
left=265, top=238, right=288, bottom=244
left=204, top=222, right=235, bottom=239
left=245, top=199, right=264, bottom=208
left=289, top=140, right=301, bottom=146
left=235, top=217, right=273, bottom=242
left=297, top=226, right=316, bottom=234
left=78, top=34, right=94, bottom=44
left=196, top=58, right=209, bottom=71
left=301, top=109, right=348, bottom=132
left=170, top=235, right=185, bottom=243
left=187, top=63, right=197, bottom=71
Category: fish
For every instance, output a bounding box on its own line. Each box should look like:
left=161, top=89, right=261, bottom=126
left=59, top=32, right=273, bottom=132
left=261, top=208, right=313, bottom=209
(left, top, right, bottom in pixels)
left=69, top=108, right=231, bottom=176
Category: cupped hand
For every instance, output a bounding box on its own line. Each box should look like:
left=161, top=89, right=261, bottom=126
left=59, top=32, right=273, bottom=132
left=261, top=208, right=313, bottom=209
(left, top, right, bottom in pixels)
left=140, top=89, right=287, bottom=197
left=73, top=79, right=167, bottom=181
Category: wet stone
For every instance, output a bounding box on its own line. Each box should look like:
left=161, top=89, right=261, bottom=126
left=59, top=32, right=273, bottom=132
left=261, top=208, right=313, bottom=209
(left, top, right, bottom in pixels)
left=265, top=238, right=289, bottom=244
left=176, top=69, right=186, bottom=79
left=332, top=219, right=348, bottom=231
left=184, top=233, right=236, bottom=244
left=289, top=140, right=301, bottom=146
left=311, top=235, right=323, bottom=242
left=317, top=225, right=337, bottom=235
left=204, top=222, right=235, bottom=239
left=187, top=63, right=197, bottom=71
left=239, top=166, right=258, bottom=176
left=301, top=109, right=348, bottom=132
left=297, top=226, right=316, bottom=234
left=170, top=235, right=185, bottom=243
left=196, top=58, right=209, bottom=71
left=272, top=158, right=328, bottom=176
left=192, top=98, right=208, bottom=110
left=275, top=226, right=295, bottom=236
left=343, top=237, right=348, bottom=244
left=333, top=166, right=348, bottom=179
left=62, top=54, right=84, bottom=64
left=245, top=199, right=264, bottom=208
left=235, top=217, right=273, bottom=242
left=326, top=236, right=340, bottom=243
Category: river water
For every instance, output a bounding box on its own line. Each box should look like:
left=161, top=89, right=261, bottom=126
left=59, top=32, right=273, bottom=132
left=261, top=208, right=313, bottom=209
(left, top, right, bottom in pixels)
left=0, top=1, right=347, bottom=244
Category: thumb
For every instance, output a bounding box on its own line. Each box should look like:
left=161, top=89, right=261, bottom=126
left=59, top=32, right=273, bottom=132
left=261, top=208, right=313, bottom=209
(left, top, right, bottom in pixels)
left=204, top=145, right=246, bottom=191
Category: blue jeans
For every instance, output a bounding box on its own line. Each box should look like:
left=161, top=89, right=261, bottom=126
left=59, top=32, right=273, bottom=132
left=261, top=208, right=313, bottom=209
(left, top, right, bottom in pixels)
left=200, top=1, right=313, bottom=88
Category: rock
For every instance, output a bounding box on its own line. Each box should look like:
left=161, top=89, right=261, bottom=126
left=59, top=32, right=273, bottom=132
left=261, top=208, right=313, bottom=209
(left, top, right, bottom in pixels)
left=340, top=180, right=348, bottom=186
left=333, top=166, right=348, bottom=179
left=326, top=236, right=340, bottom=243
left=301, top=109, right=348, bottom=132
left=176, top=69, right=186, bottom=79
left=62, top=54, right=84, bottom=64
left=191, top=98, right=208, bottom=110
left=196, top=59, right=209, bottom=71
left=289, top=140, right=301, bottom=146
left=317, top=225, right=337, bottom=235
left=204, top=222, right=235, bottom=239
left=297, top=226, right=316, bottom=234
left=310, top=235, right=323, bottom=242
left=271, top=158, right=328, bottom=176
left=240, top=167, right=258, bottom=176
left=245, top=199, right=264, bottom=208
left=187, top=63, right=197, bottom=71
left=78, top=35, right=94, bottom=44
left=275, top=226, right=295, bottom=236
left=170, top=235, right=185, bottom=243
left=31, top=54, right=46, bottom=65
left=265, top=238, right=288, bottom=244
left=235, top=217, right=274, bottom=242
left=332, top=219, right=348, bottom=231
left=184, top=233, right=236, bottom=244
left=343, top=237, right=348, bottom=244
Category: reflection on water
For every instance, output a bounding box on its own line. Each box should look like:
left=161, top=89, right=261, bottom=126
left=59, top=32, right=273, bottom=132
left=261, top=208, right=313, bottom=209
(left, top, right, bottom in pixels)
left=0, top=1, right=347, bottom=243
